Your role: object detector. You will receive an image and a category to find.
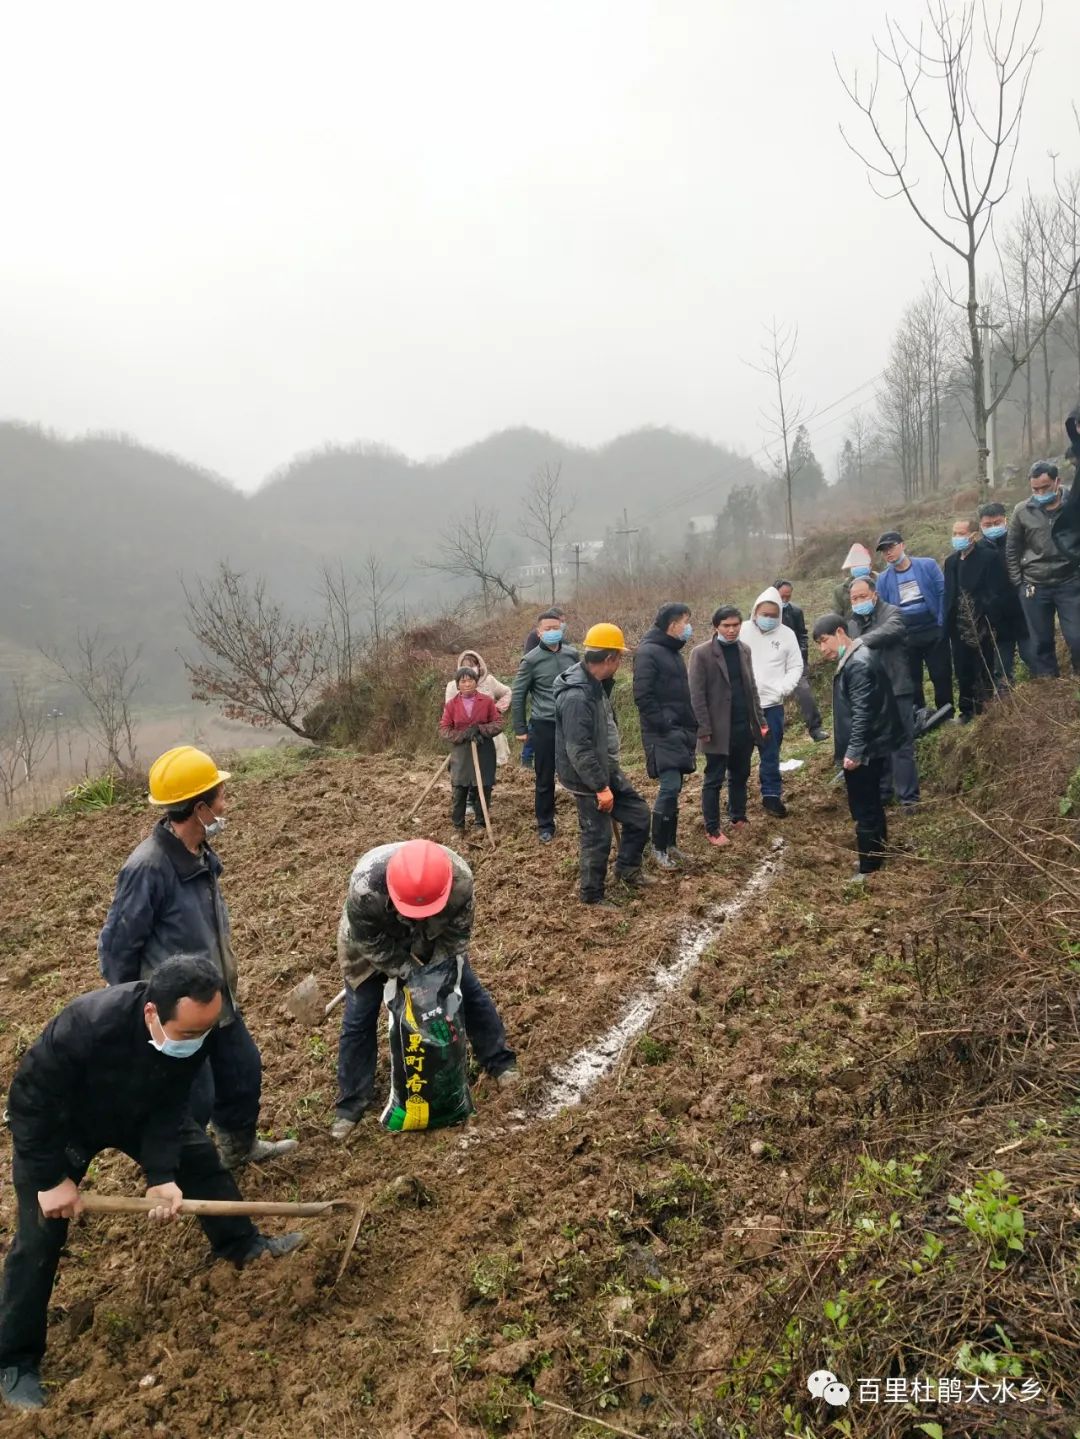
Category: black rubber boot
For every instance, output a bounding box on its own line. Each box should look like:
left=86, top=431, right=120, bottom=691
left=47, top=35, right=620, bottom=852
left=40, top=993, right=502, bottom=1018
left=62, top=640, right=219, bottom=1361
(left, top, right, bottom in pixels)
left=236, top=1231, right=308, bottom=1266
left=1, top=1367, right=45, bottom=1412
left=213, top=1126, right=299, bottom=1170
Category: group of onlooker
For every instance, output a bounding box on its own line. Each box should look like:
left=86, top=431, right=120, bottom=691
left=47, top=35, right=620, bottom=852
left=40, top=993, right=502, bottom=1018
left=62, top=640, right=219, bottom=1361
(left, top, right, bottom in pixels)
left=439, top=425, right=1080, bottom=896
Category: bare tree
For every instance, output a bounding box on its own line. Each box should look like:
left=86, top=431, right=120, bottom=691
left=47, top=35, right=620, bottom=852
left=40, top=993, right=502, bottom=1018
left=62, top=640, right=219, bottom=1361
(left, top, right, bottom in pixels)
left=849, top=406, right=871, bottom=488
left=999, top=201, right=1036, bottom=454
left=320, top=560, right=358, bottom=688
left=423, top=505, right=521, bottom=614
left=838, top=1, right=1080, bottom=493
left=1025, top=193, right=1067, bottom=452
left=748, top=319, right=805, bottom=555
left=10, top=681, right=48, bottom=784
left=1052, top=169, right=1080, bottom=404
left=182, top=563, right=329, bottom=739
left=519, top=462, right=574, bottom=606
left=0, top=706, right=20, bottom=809
left=879, top=288, right=951, bottom=498
left=44, top=630, right=143, bottom=772
left=360, top=551, right=404, bottom=660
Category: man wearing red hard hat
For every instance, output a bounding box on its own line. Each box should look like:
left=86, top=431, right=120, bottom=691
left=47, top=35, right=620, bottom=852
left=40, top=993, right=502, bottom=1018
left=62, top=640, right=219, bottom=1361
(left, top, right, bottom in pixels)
left=331, top=839, right=518, bottom=1140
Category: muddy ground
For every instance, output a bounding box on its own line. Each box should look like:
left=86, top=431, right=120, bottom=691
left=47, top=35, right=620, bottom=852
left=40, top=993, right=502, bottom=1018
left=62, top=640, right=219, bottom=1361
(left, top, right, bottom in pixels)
left=0, top=692, right=1077, bottom=1438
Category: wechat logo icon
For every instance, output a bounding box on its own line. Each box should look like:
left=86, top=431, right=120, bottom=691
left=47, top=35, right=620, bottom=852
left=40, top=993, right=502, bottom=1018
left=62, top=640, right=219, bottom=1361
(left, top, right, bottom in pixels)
left=807, top=1369, right=850, bottom=1406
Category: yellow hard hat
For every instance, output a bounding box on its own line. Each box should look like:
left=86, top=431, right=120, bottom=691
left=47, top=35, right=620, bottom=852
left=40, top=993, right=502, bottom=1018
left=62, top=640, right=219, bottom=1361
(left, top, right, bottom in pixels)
left=148, top=746, right=231, bottom=806
left=583, top=622, right=630, bottom=652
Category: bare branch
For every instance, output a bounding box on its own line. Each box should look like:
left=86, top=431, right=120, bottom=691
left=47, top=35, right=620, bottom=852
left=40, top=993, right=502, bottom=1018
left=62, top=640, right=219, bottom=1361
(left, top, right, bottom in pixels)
left=519, top=462, right=575, bottom=607
left=181, top=563, right=329, bottom=739
left=43, top=630, right=144, bottom=773
left=422, top=505, right=521, bottom=614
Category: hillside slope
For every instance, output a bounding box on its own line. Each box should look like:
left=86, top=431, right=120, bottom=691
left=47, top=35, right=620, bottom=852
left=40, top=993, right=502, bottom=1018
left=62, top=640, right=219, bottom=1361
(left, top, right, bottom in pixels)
left=0, top=683, right=1076, bottom=1437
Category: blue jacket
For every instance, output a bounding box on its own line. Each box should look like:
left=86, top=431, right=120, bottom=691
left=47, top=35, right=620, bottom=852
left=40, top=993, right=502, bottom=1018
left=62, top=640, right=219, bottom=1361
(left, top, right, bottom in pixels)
left=875, top=556, right=945, bottom=628
left=98, top=820, right=239, bottom=1022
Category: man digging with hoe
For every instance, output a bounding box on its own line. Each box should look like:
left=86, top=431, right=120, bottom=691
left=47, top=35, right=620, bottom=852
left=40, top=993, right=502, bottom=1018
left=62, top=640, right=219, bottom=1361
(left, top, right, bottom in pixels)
left=0, top=955, right=305, bottom=1413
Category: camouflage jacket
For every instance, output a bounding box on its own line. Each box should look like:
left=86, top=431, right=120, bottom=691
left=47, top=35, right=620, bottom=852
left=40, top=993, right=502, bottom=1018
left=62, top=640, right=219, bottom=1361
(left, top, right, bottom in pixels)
left=337, top=843, right=474, bottom=988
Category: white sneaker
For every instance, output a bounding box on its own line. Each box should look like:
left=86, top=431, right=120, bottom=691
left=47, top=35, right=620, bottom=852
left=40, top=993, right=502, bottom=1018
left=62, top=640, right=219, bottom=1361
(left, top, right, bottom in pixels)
left=330, top=1117, right=358, bottom=1141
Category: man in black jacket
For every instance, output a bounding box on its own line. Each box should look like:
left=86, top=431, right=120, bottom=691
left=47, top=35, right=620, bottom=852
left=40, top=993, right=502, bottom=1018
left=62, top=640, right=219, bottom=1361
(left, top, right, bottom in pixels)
left=632, top=602, right=698, bottom=869
left=847, top=576, right=918, bottom=809
left=0, top=955, right=303, bottom=1412
left=978, top=502, right=1030, bottom=686
left=98, top=745, right=295, bottom=1171
left=775, top=581, right=829, bottom=742
left=1006, top=461, right=1080, bottom=675
left=555, top=623, right=651, bottom=906
left=813, top=614, right=905, bottom=881
left=944, top=517, right=1021, bottom=719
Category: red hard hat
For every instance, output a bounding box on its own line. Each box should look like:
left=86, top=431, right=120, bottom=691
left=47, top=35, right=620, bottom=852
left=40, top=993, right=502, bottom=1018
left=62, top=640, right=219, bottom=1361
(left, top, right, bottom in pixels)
left=385, top=840, right=454, bottom=920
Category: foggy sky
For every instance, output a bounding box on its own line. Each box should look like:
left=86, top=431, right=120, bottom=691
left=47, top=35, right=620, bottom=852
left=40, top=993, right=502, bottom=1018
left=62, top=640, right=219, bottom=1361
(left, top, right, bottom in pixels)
left=2, top=0, right=1077, bottom=492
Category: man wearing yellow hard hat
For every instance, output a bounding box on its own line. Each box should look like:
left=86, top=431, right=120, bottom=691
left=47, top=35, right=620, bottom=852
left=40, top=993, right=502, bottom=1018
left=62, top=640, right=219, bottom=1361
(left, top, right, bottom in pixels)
left=98, top=746, right=296, bottom=1169
left=553, top=624, right=653, bottom=907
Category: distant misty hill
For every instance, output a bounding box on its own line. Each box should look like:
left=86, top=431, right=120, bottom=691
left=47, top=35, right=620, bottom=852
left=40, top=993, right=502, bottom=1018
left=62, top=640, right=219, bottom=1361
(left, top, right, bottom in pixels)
left=2, top=420, right=762, bottom=696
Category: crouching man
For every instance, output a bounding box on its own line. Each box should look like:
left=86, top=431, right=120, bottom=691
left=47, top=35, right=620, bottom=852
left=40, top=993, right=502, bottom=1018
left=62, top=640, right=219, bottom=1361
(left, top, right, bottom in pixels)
left=0, top=955, right=304, bottom=1413
left=331, top=839, right=518, bottom=1140
left=554, top=623, right=653, bottom=907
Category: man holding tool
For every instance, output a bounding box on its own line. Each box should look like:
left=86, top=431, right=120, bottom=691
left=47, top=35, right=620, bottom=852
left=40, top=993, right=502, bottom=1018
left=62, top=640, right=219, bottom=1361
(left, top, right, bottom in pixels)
left=0, top=954, right=304, bottom=1413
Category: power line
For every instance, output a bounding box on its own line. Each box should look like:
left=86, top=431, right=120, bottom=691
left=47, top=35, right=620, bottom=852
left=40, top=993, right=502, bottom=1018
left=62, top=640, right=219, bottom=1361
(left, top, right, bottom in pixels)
left=626, top=371, right=884, bottom=530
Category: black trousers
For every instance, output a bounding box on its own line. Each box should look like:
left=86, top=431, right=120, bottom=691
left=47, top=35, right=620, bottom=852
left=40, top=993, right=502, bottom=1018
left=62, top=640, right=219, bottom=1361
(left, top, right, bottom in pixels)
left=574, top=785, right=650, bottom=901
left=0, top=1122, right=256, bottom=1371
left=188, top=1011, right=262, bottom=1137
left=905, top=625, right=953, bottom=711
left=951, top=626, right=996, bottom=719
left=531, top=719, right=557, bottom=832
left=844, top=758, right=889, bottom=873
left=335, top=962, right=515, bottom=1120
left=701, top=740, right=755, bottom=833
left=451, top=785, right=492, bottom=828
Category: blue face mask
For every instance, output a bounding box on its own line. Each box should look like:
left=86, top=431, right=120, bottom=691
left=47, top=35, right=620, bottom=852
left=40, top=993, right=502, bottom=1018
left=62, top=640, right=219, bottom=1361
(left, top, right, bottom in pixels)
left=680, top=623, right=693, bottom=641
left=851, top=565, right=872, bottom=579
left=951, top=535, right=972, bottom=551
left=716, top=631, right=738, bottom=645
left=756, top=615, right=780, bottom=633
left=540, top=629, right=563, bottom=647
left=982, top=524, right=1007, bottom=541
left=1033, top=490, right=1059, bottom=508
left=851, top=599, right=875, bottom=617
left=148, top=1012, right=210, bottom=1059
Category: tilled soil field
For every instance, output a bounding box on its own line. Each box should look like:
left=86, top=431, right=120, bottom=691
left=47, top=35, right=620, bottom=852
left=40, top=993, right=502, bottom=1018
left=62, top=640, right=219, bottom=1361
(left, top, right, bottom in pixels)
left=1, top=705, right=1077, bottom=1438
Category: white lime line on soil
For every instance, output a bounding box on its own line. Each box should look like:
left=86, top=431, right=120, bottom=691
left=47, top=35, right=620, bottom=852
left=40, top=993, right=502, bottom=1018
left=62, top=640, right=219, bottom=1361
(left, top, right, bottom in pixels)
left=457, top=840, right=785, bottom=1153
left=533, top=838, right=785, bottom=1120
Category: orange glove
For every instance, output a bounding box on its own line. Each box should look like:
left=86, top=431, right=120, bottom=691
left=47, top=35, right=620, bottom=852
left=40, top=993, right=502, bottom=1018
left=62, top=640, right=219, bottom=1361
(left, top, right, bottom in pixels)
left=596, top=787, right=615, bottom=813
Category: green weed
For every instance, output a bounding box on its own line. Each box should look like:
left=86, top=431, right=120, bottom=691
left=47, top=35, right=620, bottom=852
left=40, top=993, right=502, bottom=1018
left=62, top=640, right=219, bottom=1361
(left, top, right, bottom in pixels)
left=64, top=774, right=117, bottom=811
left=947, top=1170, right=1025, bottom=1269
left=468, top=1252, right=518, bottom=1303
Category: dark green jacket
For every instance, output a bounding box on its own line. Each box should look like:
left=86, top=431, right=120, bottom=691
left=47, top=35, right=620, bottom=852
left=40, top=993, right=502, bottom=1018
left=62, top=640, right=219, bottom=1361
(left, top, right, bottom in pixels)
left=510, top=642, right=579, bottom=732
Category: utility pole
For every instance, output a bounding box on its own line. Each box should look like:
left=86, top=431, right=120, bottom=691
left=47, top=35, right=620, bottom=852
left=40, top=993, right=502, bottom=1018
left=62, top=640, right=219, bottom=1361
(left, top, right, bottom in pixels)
left=47, top=708, right=63, bottom=773
left=616, top=508, right=640, bottom=579
left=571, top=543, right=584, bottom=596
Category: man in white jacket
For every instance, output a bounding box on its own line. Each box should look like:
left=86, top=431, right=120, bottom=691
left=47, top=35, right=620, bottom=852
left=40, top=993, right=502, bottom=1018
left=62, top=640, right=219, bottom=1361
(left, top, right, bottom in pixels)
left=740, top=586, right=804, bottom=816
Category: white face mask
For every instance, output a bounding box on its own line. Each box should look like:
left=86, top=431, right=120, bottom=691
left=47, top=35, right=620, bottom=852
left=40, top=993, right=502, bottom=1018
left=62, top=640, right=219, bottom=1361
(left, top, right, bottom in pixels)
left=147, top=1009, right=210, bottom=1059
left=201, top=811, right=227, bottom=839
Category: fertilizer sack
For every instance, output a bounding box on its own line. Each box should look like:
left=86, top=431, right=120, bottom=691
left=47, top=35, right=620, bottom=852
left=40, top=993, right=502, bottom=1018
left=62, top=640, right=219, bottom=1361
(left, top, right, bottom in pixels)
left=380, top=954, right=473, bottom=1132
